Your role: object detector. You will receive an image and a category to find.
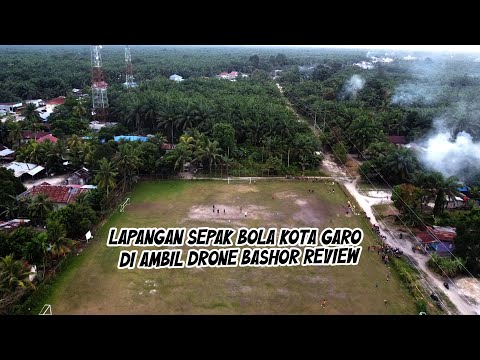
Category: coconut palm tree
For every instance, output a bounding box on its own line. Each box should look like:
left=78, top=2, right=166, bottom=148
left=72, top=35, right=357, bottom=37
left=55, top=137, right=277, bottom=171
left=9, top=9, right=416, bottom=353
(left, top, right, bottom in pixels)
left=470, top=186, right=480, bottom=200
left=168, top=142, right=192, bottom=172
left=72, top=101, right=88, bottom=120
left=347, top=115, right=383, bottom=152
left=157, top=103, right=180, bottom=143
left=26, top=141, right=46, bottom=165
left=22, top=232, right=48, bottom=280
left=126, top=97, right=144, bottom=131
left=433, top=175, right=459, bottom=215
left=7, top=121, right=22, bottom=149
left=47, top=219, right=75, bottom=258
left=0, top=198, right=17, bottom=221
left=67, top=134, right=83, bottom=149
left=94, top=158, right=118, bottom=196
left=0, top=255, right=32, bottom=292
left=385, top=147, right=419, bottom=183
left=28, top=194, right=54, bottom=226
left=222, top=155, right=235, bottom=177
left=195, top=139, right=222, bottom=172
left=22, top=103, right=40, bottom=123
left=143, top=92, right=161, bottom=130
left=114, top=143, right=142, bottom=189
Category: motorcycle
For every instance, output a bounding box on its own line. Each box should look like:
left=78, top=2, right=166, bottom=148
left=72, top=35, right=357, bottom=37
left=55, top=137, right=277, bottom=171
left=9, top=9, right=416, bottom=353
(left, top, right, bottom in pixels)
left=443, top=282, right=449, bottom=290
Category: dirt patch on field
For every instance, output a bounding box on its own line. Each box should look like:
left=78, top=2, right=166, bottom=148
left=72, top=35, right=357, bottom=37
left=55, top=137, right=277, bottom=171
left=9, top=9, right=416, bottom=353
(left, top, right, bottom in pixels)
left=275, top=191, right=298, bottom=199
left=292, top=198, right=324, bottom=226
left=129, top=202, right=166, bottom=212
left=186, top=204, right=273, bottom=222
left=229, top=185, right=259, bottom=193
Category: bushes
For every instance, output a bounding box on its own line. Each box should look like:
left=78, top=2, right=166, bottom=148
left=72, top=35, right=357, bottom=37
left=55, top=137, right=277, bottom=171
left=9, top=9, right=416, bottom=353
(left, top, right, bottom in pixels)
left=427, top=253, right=465, bottom=277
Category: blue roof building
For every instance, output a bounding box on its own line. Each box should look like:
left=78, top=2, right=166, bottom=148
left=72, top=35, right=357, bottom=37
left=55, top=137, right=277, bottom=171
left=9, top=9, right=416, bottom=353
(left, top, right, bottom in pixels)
left=114, top=135, right=148, bottom=142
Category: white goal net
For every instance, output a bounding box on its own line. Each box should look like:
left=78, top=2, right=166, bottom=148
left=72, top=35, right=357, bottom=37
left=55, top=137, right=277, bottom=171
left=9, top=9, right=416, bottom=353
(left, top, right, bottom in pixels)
left=227, top=177, right=252, bottom=185
left=39, top=304, right=52, bottom=315
left=119, top=197, right=130, bottom=213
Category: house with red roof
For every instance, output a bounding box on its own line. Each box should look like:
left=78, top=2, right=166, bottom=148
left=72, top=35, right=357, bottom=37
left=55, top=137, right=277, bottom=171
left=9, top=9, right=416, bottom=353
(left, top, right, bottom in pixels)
left=21, top=130, right=50, bottom=143
left=417, top=225, right=456, bottom=255
left=216, top=71, right=239, bottom=81
left=36, top=134, right=58, bottom=144
left=45, top=96, right=66, bottom=113
left=387, top=135, right=407, bottom=147
left=19, top=184, right=92, bottom=208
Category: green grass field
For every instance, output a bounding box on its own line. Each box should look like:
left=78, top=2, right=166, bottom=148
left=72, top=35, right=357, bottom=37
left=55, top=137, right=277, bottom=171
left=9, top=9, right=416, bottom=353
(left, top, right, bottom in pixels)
left=35, top=180, right=417, bottom=314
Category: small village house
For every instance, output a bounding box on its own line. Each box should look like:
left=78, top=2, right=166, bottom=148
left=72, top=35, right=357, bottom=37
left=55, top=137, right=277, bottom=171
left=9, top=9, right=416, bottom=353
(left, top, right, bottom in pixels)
left=19, top=183, right=94, bottom=209
left=2, top=161, right=45, bottom=179
left=417, top=225, right=456, bottom=255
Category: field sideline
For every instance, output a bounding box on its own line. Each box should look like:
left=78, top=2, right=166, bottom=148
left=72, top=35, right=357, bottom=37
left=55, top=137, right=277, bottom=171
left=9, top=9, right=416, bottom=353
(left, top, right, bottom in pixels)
left=34, top=180, right=417, bottom=314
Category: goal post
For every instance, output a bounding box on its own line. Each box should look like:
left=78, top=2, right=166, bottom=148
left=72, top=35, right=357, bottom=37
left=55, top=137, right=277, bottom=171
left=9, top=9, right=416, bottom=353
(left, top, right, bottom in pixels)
left=227, top=177, right=252, bottom=185
left=39, top=304, right=52, bottom=315
left=119, top=197, right=130, bottom=213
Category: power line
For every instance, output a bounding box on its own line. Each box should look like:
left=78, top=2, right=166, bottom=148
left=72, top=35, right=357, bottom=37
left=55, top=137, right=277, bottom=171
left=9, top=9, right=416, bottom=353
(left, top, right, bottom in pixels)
left=283, top=88, right=477, bottom=313
left=285, top=88, right=479, bottom=313
left=299, top=91, right=480, bottom=285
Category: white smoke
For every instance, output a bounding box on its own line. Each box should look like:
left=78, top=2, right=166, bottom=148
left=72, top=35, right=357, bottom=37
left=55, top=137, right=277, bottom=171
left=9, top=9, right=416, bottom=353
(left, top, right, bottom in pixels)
left=416, top=118, right=480, bottom=179
left=391, top=83, right=441, bottom=105
left=340, top=75, right=365, bottom=100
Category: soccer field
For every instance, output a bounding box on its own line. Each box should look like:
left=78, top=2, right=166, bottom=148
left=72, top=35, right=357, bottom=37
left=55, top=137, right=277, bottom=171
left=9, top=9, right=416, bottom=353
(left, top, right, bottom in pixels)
left=37, top=180, right=417, bottom=314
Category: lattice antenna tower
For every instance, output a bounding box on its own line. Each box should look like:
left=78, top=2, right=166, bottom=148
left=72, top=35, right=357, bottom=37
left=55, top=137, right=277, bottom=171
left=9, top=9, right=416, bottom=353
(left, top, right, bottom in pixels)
left=123, top=45, right=137, bottom=88
left=91, top=45, right=109, bottom=122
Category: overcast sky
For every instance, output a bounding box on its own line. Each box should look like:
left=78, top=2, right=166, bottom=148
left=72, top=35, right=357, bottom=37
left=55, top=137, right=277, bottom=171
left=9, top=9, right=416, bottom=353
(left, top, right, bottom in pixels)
left=254, top=45, right=480, bottom=53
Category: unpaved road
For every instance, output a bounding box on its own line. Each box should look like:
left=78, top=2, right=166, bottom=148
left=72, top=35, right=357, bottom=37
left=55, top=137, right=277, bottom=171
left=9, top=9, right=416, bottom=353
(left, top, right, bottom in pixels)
left=277, top=84, right=480, bottom=315
left=323, top=158, right=480, bottom=315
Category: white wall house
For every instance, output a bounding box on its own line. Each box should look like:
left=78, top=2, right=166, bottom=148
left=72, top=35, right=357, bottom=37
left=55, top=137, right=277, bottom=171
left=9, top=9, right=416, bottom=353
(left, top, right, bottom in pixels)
left=169, top=74, right=184, bottom=82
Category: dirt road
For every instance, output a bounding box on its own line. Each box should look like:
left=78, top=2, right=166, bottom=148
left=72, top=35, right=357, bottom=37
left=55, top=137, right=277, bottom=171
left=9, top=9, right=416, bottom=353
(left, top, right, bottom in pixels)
left=323, top=158, right=480, bottom=315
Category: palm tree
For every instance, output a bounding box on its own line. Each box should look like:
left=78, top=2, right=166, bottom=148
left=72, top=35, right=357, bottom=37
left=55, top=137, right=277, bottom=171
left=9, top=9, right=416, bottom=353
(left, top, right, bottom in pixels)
left=7, top=121, right=22, bottom=149
left=47, top=139, right=67, bottom=172
left=113, top=143, right=142, bottom=189
left=47, top=219, right=75, bottom=258
left=169, top=143, right=192, bottom=172
left=95, top=158, right=118, bottom=196
left=433, top=175, right=459, bottom=215
left=72, top=101, right=88, bottom=120
left=26, top=141, right=46, bottom=165
left=385, top=148, right=419, bottom=183
left=222, top=156, right=235, bottom=177
left=157, top=103, right=180, bottom=143
left=143, top=92, right=161, bottom=130
left=469, top=186, right=480, bottom=200
left=0, top=255, right=32, bottom=292
left=28, top=194, right=54, bottom=226
left=126, top=97, right=144, bottom=131
left=0, top=199, right=17, bottom=221
left=195, top=139, right=222, bottom=172
left=22, top=103, right=40, bottom=123
left=347, top=115, right=382, bottom=152
left=22, top=233, right=48, bottom=280
left=152, top=133, right=167, bottom=147
left=67, top=134, right=83, bottom=149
